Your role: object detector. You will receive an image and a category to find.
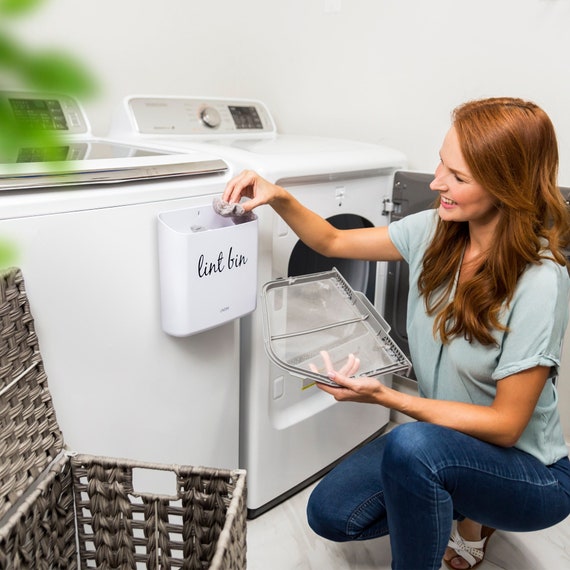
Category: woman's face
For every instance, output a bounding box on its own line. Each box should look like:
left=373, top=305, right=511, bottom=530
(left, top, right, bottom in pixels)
left=430, top=126, right=500, bottom=228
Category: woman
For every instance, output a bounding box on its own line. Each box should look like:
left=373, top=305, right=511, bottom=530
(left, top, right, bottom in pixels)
left=222, top=97, right=570, bottom=569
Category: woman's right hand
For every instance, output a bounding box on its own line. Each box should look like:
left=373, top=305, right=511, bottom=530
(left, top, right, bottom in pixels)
left=222, top=170, right=282, bottom=213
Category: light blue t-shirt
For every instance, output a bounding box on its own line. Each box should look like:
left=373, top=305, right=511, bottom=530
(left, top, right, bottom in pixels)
left=388, top=209, right=569, bottom=465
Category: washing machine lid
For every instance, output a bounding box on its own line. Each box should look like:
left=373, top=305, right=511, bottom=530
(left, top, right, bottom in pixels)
left=0, top=91, right=228, bottom=190
left=0, top=140, right=228, bottom=190
left=261, top=268, right=411, bottom=387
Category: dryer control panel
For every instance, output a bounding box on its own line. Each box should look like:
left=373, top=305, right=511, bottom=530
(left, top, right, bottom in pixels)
left=126, top=96, right=276, bottom=137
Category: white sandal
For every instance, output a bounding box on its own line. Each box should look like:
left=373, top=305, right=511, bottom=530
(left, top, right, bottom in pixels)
left=443, top=526, right=495, bottom=569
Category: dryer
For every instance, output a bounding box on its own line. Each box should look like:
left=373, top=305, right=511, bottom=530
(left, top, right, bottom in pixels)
left=0, top=91, right=245, bottom=472
left=111, top=96, right=407, bottom=517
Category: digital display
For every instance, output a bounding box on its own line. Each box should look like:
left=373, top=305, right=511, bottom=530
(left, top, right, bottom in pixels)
left=229, top=105, right=263, bottom=130
left=9, top=98, right=69, bottom=131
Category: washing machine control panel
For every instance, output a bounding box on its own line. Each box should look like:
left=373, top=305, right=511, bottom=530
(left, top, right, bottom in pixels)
left=127, top=96, right=276, bottom=137
left=1, top=90, right=89, bottom=135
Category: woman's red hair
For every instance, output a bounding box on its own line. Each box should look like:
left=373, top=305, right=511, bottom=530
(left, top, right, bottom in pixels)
left=419, top=97, right=570, bottom=345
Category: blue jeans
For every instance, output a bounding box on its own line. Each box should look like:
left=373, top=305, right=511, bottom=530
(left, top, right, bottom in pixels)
left=306, top=422, right=570, bottom=570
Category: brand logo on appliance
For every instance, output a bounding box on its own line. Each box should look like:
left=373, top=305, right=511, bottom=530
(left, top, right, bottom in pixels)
left=197, top=246, right=249, bottom=278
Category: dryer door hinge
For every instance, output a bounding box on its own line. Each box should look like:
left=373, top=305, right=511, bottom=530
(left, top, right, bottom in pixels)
left=382, top=197, right=394, bottom=216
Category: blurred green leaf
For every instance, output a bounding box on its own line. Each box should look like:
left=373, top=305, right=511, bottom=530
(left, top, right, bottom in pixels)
left=0, top=239, right=19, bottom=269
left=0, top=29, right=97, bottom=97
left=0, top=0, right=44, bottom=17
left=0, top=95, right=66, bottom=162
left=0, top=0, right=96, bottom=262
left=0, top=30, right=25, bottom=66
left=21, top=51, right=97, bottom=97
left=0, top=27, right=98, bottom=163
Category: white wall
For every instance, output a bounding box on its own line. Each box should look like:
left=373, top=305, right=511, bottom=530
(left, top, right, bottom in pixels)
left=11, top=0, right=570, bottom=437
left=13, top=0, right=570, bottom=181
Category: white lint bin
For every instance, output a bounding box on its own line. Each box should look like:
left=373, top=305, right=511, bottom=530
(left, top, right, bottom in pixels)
left=157, top=205, right=258, bottom=336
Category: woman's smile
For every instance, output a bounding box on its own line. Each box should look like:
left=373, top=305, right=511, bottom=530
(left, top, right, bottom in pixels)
left=440, top=195, right=457, bottom=208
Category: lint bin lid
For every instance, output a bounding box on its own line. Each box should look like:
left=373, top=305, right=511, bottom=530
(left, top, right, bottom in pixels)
left=261, top=268, right=411, bottom=386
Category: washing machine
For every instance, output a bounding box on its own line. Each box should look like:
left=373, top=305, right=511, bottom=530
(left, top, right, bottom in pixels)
left=111, top=95, right=407, bottom=517
left=0, top=91, right=250, bottom=473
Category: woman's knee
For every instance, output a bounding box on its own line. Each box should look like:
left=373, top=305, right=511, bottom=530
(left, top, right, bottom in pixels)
left=306, top=483, right=351, bottom=542
left=382, top=422, right=451, bottom=474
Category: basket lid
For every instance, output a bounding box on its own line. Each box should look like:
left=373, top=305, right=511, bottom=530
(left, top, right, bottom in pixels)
left=261, top=268, right=411, bottom=387
left=0, top=268, right=64, bottom=521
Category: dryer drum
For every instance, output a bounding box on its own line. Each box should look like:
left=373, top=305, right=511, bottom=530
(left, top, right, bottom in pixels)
left=288, top=213, right=376, bottom=303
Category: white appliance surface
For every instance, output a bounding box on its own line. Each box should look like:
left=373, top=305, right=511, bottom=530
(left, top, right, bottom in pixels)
left=0, top=92, right=241, bottom=471
left=111, top=95, right=407, bottom=516
left=111, top=95, right=405, bottom=180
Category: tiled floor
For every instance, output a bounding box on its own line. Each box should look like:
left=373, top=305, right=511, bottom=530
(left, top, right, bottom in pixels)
left=246, top=475, right=570, bottom=570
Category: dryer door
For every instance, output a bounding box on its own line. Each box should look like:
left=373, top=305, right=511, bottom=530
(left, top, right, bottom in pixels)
left=384, top=171, right=435, bottom=380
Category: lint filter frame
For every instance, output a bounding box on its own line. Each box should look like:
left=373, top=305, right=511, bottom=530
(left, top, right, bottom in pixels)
left=261, top=268, right=411, bottom=387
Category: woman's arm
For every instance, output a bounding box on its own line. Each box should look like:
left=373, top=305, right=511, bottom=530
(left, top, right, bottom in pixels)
left=223, top=170, right=403, bottom=262
left=319, top=362, right=550, bottom=447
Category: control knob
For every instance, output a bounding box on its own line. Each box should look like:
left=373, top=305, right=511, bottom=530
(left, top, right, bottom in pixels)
left=199, top=106, right=221, bottom=129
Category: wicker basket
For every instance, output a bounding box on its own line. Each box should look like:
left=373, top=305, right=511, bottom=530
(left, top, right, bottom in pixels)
left=0, top=268, right=247, bottom=569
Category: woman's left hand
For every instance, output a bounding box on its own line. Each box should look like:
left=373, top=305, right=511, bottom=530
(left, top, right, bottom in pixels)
left=310, top=351, right=386, bottom=404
